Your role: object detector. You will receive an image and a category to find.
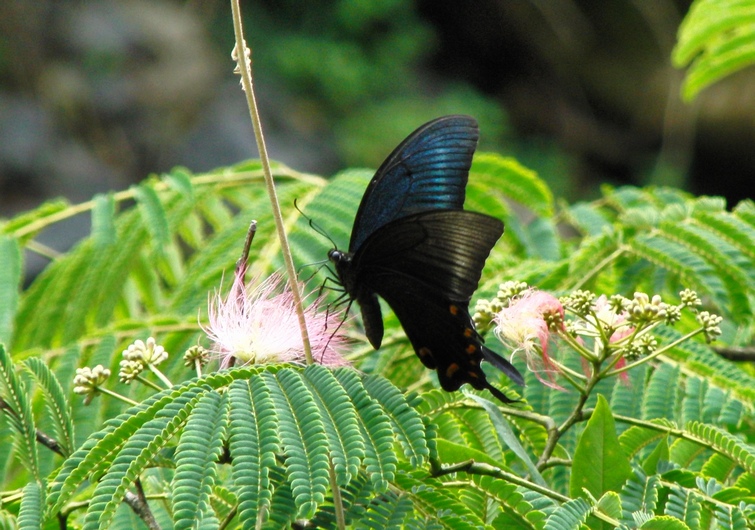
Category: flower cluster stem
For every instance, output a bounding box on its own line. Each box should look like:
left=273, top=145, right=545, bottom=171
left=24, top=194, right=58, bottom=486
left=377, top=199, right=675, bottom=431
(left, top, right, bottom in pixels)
left=606, top=327, right=703, bottom=377
left=97, top=387, right=139, bottom=407
left=136, top=374, right=164, bottom=392
left=147, top=364, right=173, bottom=388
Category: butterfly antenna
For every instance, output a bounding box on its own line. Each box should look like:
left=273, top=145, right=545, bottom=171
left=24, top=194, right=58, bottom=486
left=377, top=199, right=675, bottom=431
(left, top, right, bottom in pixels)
left=294, top=198, right=339, bottom=249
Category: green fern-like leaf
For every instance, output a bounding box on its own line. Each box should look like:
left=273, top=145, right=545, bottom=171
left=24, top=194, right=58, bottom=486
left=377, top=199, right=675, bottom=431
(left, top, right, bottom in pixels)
left=265, top=369, right=330, bottom=519
left=664, top=486, right=702, bottom=529
left=639, top=515, right=693, bottom=529
left=630, top=234, right=729, bottom=315
left=713, top=502, right=749, bottom=530
left=227, top=376, right=279, bottom=527
left=621, top=470, right=661, bottom=522
left=133, top=182, right=171, bottom=251
left=445, top=406, right=504, bottom=462
left=657, top=327, right=755, bottom=406
left=23, top=357, right=75, bottom=457
left=470, top=153, right=554, bottom=219
left=354, top=490, right=413, bottom=530
left=301, top=364, right=365, bottom=486
left=673, top=0, right=755, bottom=100
left=543, top=497, right=591, bottom=530
left=701, top=452, right=739, bottom=483
left=17, top=481, right=44, bottom=530
left=618, top=419, right=676, bottom=461
left=642, top=364, right=681, bottom=421
left=334, top=369, right=397, bottom=492
left=669, top=438, right=708, bottom=470
left=2, top=198, right=69, bottom=238
left=362, top=375, right=429, bottom=467
left=0, top=237, right=21, bottom=346
left=0, top=344, right=40, bottom=480
left=83, top=385, right=207, bottom=530
left=261, top=466, right=296, bottom=529
left=596, top=491, right=623, bottom=521
left=172, top=391, right=229, bottom=530
left=309, top=470, right=375, bottom=528
left=658, top=220, right=753, bottom=322
left=91, top=193, right=116, bottom=247
left=694, top=210, right=755, bottom=270
left=467, top=392, right=545, bottom=486
left=472, top=474, right=548, bottom=529
left=210, top=485, right=237, bottom=523
left=685, top=421, right=755, bottom=475
left=394, top=468, right=485, bottom=530
left=46, top=373, right=232, bottom=516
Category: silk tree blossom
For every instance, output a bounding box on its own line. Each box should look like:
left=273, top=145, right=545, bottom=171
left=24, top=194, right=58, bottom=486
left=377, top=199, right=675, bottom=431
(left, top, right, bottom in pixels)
left=571, top=295, right=634, bottom=343
left=565, top=295, right=635, bottom=377
left=494, top=290, right=564, bottom=388
left=204, top=272, right=349, bottom=369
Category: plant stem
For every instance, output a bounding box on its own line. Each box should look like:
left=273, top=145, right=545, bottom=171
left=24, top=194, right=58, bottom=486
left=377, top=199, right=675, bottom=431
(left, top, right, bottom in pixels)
left=229, top=0, right=313, bottom=366
left=606, top=327, right=702, bottom=377
left=135, top=374, right=165, bottom=392
left=433, top=459, right=621, bottom=526
left=146, top=364, right=173, bottom=388
left=536, top=363, right=600, bottom=470
left=327, top=459, right=346, bottom=528
left=97, top=387, right=139, bottom=406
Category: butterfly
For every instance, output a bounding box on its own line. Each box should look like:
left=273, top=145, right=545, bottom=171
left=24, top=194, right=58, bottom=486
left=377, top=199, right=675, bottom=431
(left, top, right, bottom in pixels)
left=328, top=115, right=524, bottom=403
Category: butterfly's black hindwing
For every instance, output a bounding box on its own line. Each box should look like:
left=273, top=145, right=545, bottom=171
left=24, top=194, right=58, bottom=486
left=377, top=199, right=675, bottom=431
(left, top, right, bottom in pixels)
left=328, top=115, right=524, bottom=404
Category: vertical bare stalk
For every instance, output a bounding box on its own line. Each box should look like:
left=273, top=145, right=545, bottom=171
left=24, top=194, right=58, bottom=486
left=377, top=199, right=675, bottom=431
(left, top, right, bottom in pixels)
left=229, top=0, right=313, bottom=365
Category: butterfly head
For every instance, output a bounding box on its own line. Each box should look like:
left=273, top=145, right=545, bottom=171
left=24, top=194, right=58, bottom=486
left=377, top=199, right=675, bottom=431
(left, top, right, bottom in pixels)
left=327, top=248, right=353, bottom=286
left=327, top=248, right=348, bottom=264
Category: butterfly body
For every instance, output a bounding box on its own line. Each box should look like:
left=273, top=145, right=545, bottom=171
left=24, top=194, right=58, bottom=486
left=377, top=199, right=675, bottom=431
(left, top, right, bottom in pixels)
left=328, top=116, right=523, bottom=403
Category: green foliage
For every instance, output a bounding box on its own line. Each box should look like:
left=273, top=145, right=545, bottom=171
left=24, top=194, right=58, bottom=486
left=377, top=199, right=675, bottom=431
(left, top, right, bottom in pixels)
left=673, top=0, right=755, bottom=100
left=0, top=237, right=21, bottom=347
left=0, top=109, right=754, bottom=527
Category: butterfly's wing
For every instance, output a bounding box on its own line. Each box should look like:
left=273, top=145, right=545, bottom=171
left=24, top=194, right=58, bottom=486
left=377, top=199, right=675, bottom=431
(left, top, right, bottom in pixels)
left=349, top=115, right=479, bottom=251
left=376, top=279, right=522, bottom=401
left=351, top=209, right=524, bottom=398
left=353, top=209, right=502, bottom=302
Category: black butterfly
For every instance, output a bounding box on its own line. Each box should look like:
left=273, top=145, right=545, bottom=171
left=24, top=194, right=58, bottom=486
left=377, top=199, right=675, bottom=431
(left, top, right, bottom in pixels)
left=328, top=115, right=524, bottom=403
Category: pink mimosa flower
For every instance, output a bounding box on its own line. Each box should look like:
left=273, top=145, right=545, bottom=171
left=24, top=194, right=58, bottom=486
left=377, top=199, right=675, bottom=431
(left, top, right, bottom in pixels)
left=591, top=295, right=634, bottom=343
left=494, top=290, right=564, bottom=388
left=204, top=272, right=349, bottom=369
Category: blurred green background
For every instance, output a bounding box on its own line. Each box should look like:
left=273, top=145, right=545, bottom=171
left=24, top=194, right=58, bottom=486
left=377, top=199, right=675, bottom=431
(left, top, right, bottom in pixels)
left=1, top=1, right=753, bottom=248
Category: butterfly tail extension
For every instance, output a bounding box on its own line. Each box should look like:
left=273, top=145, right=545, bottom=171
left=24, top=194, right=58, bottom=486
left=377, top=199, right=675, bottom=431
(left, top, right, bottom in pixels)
left=483, top=380, right=520, bottom=404
left=481, top=345, right=525, bottom=386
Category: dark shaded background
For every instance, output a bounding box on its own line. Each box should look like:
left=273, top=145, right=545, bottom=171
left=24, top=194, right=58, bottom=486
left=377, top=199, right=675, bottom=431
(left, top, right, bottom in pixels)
left=2, top=0, right=754, bottom=260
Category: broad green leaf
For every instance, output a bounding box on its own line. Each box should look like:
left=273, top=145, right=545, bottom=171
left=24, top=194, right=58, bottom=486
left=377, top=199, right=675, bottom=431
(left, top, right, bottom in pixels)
left=642, top=436, right=670, bottom=476
left=467, top=392, right=546, bottom=486
left=570, top=395, right=632, bottom=502
left=435, top=439, right=505, bottom=469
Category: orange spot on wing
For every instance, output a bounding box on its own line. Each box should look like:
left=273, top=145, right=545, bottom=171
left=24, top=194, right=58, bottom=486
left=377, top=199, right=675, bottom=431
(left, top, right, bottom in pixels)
left=446, top=363, right=460, bottom=378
